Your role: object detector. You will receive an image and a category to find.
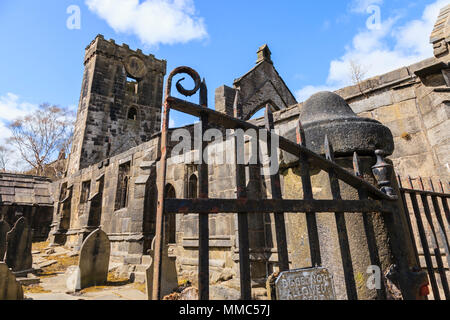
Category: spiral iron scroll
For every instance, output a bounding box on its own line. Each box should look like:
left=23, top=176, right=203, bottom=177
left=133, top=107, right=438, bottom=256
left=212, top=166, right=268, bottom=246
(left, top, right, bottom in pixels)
left=165, top=66, right=201, bottom=98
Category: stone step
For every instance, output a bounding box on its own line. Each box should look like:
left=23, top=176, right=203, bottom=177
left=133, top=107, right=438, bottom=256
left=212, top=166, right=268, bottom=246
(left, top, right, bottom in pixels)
left=39, top=260, right=57, bottom=269
left=17, top=275, right=40, bottom=286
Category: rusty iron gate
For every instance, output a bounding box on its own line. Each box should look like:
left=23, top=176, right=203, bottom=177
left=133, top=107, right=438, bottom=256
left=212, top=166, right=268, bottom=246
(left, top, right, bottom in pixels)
left=398, top=175, right=450, bottom=300
left=151, top=67, right=419, bottom=301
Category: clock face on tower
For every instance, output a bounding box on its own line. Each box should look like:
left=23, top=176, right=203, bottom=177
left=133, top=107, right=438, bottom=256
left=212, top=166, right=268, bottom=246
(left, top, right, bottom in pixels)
left=124, top=55, right=148, bottom=80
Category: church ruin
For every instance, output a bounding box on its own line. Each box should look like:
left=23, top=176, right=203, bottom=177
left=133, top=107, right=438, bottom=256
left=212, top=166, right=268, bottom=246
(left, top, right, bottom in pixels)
left=1, top=4, right=449, bottom=300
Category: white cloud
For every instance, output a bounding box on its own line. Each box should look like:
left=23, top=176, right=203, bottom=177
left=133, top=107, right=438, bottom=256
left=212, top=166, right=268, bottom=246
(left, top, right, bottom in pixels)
left=296, top=85, right=340, bottom=104
left=0, top=93, right=39, bottom=172
left=296, top=0, right=446, bottom=102
left=0, top=93, right=38, bottom=122
left=0, top=92, right=38, bottom=150
left=85, top=0, right=208, bottom=47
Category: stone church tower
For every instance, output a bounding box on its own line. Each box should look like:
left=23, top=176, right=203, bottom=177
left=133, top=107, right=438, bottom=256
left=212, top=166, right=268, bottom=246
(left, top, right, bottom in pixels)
left=67, top=35, right=167, bottom=175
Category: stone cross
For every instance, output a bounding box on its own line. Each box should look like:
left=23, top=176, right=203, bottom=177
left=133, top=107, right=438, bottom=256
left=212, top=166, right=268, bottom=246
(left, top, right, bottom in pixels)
left=4, top=217, right=32, bottom=273
left=0, top=220, right=10, bottom=261
left=145, top=237, right=178, bottom=300
left=78, top=228, right=110, bottom=289
left=0, top=262, right=24, bottom=300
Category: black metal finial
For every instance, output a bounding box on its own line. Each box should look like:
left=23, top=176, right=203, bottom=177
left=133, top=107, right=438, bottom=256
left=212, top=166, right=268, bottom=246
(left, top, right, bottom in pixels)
left=353, top=152, right=362, bottom=178
left=296, top=117, right=306, bottom=147
left=372, top=150, right=396, bottom=197
left=324, top=135, right=334, bottom=162
left=233, top=90, right=241, bottom=119
left=264, top=104, right=274, bottom=131
left=199, top=78, right=208, bottom=107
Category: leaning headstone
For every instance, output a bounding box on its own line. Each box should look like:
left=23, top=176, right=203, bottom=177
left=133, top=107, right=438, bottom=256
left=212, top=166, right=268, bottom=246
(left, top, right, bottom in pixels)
left=4, top=217, right=32, bottom=273
left=78, top=228, right=110, bottom=289
left=0, top=262, right=24, bottom=300
left=145, top=237, right=178, bottom=300
left=0, top=220, right=11, bottom=260
left=274, top=267, right=336, bottom=300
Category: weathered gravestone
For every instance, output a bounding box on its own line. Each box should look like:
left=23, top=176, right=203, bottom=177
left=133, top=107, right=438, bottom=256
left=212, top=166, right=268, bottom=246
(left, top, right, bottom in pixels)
left=5, top=217, right=32, bottom=273
left=0, top=262, right=24, bottom=300
left=272, top=267, right=336, bottom=300
left=78, top=228, right=110, bottom=289
left=0, top=220, right=11, bottom=261
left=66, top=266, right=81, bottom=293
left=145, top=237, right=178, bottom=300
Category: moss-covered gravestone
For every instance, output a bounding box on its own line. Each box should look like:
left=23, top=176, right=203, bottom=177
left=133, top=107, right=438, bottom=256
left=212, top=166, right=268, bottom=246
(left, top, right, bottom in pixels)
left=79, top=228, right=110, bottom=289
left=0, top=262, right=24, bottom=300
left=5, top=217, right=32, bottom=272
left=0, top=220, right=11, bottom=261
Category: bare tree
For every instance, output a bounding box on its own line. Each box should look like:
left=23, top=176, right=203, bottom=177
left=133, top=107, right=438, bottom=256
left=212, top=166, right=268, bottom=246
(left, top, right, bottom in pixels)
left=8, top=103, right=74, bottom=176
left=0, top=146, right=8, bottom=172
left=349, top=59, right=368, bottom=97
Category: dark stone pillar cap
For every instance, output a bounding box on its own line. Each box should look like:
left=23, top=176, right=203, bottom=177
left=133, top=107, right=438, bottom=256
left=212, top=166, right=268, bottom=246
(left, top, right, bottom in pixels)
left=282, top=91, right=394, bottom=165
left=300, top=91, right=394, bottom=156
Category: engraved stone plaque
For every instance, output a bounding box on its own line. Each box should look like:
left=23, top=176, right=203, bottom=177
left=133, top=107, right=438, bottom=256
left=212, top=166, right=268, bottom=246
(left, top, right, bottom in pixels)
left=125, top=55, right=147, bottom=79
left=275, top=267, right=336, bottom=300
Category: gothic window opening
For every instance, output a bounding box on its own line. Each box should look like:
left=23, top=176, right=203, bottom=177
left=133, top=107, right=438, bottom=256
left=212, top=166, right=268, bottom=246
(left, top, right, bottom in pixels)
left=127, top=107, right=138, bottom=121
left=188, top=174, right=198, bottom=199
left=115, top=162, right=131, bottom=211
left=59, top=182, right=68, bottom=203
left=88, top=176, right=104, bottom=228
left=164, top=184, right=176, bottom=244
left=143, top=178, right=157, bottom=254
left=59, top=185, right=73, bottom=232
left=80, top=180, right=91, bottom=204
left=126, top=76, right=138, bottom=95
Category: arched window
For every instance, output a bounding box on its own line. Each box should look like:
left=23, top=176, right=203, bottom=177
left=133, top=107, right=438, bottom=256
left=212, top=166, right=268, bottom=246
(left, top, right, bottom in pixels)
left=127, top=107, right=138, bottom=120
left=143, top=180, right=157, bottom=254
left=188, top=174, right=198, bottom=199
left=164, top=184, right=176, bottom=244
left=115, top=162, right=131, bottom=210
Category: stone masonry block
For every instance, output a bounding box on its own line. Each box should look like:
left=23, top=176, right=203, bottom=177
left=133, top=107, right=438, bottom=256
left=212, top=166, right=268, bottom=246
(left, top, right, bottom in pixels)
left=349, top=91, right=393, bottom=113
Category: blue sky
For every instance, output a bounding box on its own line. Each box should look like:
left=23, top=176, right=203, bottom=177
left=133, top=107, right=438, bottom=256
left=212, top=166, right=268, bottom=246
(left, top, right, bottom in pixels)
left=0, top=0, right=447, bottom=169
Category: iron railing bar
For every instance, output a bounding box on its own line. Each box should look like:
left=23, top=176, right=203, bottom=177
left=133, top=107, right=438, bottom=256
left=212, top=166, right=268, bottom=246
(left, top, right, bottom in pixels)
left=407, top=178, right=440, bottom=300
left=430, top=196, right=450, bottom=276
left=233, top=91, right=252, bottom=300
left=399, top=188, right=450, bottom=198
left=440, top=196, right=450, bottom=228
left=397, top=175, right=421, bottom=268
left=418, top=179, right=449, bottom=300
left=152, top=95, right=170, bottom=301
left=266, top=106, right=290, bottom=273
left=438, top=181, right=450, bottom=229
left=164, top=199, right=395, bottom=214
left=325, top=136, right=357, bottom=300
left=166, top=96, right=394, bottom=201
left=198, top=88, right=210, bottom=300
left=353, top=154, right=386, bottom=299
left=296, top=118, right=321, bottom=267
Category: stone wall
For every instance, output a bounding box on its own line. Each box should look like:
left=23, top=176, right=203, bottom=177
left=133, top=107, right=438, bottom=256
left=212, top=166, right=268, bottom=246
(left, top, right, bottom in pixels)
left=335, top=56, right=450, bottom=183
left=0, top=173, right=54, bottom=241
